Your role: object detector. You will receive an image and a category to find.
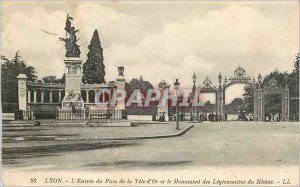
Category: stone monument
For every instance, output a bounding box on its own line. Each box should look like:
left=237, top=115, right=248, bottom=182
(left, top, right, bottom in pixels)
left=59, top=15, right=84, bottom=118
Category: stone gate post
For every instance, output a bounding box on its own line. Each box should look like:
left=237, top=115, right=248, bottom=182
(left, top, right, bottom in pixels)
left=116, top=66, right=126, bottom=110
left=215, top=89, right=223, bottom=115
left=158, top=80, right=170, bottom=121
left=282, top=86, right=290, bottom=121
left=254, top=89, right=263, bottom=121
left=17, top=74, right=27, bottom=111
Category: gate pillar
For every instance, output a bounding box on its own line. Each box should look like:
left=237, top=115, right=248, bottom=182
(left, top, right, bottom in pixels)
left=254, top=89, right=263, bottom=121
left=282, top=85, right=290, bottom=121
left=17, top=74, right=27, bottom=111
left=116, top=66, right=126, bottom=110
left=158, top=80, right=170, bottom=121
left=216, top=89, right=223, bottom=115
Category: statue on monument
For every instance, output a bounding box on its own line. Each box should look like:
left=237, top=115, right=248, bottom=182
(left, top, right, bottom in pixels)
left=65, top=90, right=82, bottom=102
left=60, top=14, right=81, bottom=58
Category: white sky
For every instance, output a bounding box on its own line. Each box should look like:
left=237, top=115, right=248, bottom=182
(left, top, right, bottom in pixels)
left=1, top=1, right=299, bottom=103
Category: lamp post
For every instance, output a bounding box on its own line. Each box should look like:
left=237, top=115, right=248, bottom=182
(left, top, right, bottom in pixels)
left=192, top=73, right=197, bottom=119
left=174, top=79, right=180, bottom=130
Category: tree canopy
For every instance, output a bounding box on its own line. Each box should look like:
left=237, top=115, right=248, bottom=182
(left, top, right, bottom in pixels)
left=125, top=76, right=154, bottom=97
left=82, top=30, right=105, bottom=84
left=1, top=52, right=37, bottom=112
left=226, top=98, right=247, bottom=114
left=42, top=75, right=65, bottom=83
left=202, top=100, right=216, bottom=113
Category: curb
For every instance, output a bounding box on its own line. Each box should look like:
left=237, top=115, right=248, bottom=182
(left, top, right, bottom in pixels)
left=6, top=125, right=194, bottom=142
left=7, top=136, right=58, bottom=141
left=54, top=125, right=194, bottom=141
left=6, top=120, right=131, bottom=127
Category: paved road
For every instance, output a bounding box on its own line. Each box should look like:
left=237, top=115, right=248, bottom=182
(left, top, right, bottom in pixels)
left=2, top=121, right=299, bottom=171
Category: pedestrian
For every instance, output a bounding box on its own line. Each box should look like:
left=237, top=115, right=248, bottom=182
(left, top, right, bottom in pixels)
left=215, top=113, right=219, bottom=122
left=199, top=113, right=202, bottom=123
left=152, top=113, right=156, bottom=121
left=204, top=113, right=208, bottom=121
left=157, top=112, right=161, bottom=121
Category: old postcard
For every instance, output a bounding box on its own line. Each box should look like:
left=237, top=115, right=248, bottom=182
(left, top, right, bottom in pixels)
left=1, top=1, right=299, bottom=186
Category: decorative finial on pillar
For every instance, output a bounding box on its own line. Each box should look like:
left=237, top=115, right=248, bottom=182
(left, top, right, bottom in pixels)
left=158, top=80, right=170, bottom=89
left=116, top=66, right=125, bottom=82
left=257, top=73, right=262, bottom=83
left=223, top=76, right=227, bottom=86
left=118, top=66, right=124, bottom=77
left=218, top=73, right=222, bottom=86
left=284, top=74, right=289, bottom=89
left=17, top=74, right=28, bottom=79
left=192, top=73, right=197, bottom=87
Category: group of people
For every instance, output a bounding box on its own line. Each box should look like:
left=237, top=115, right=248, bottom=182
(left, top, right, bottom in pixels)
left=153, top=112, right=167, bottom=122
left=265, top=113, right=281, bottom=122
left=198, top=113, right=228, bottom=123
left=153, top=111, right=284, bottom=122
left=153, top=111, right=283, bottom=122
left=237, top=111, right=251, bottom=121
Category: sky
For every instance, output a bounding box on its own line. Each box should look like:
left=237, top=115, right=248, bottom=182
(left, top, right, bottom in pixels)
left=1, top=1, right=299, bottom=103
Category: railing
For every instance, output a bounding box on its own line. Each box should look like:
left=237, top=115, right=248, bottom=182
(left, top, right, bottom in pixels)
left=27, top=82, right=117, bottom=90
left=14, top=109, right=125, bottom=121
left=125, top=106, right=157, bottom=115
left=27, top=82, right=64, bottom=88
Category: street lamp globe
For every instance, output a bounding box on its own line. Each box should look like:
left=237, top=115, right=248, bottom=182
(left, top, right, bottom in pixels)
left=174, top=79, right=180, bottom=95
left=192, top=73, right=197, bottom=85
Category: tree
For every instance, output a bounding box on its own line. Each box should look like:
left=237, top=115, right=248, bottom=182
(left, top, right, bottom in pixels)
left=82, top=30, right=105, bottom=84
left=202, top=100, right=216, bottom=113
left=1, top=52, right=37, bottom=112
left=226, top=98, right=246, bottom=114
left=288, top=53, right=299, bottom=120
left=242, top=86, right=254, bottom=113
left=125, top=76, right=154, bottom=98
left=125, top=76, right=155, bottom=114
left=42, top=75, right=65, bottom=83
left=262, top=69, right=288, bottom=88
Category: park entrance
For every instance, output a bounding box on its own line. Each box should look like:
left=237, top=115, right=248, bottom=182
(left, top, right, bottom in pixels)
left=212, top=66, right=290, bottom=121
left=221, top=66, right=259, bottom=120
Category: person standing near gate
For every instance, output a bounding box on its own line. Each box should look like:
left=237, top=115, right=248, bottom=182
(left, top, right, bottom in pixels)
left=224, top=113, right=228, bottom=121
left=219, top=115, right=222, bottom=122
left=199, top=113, right=202, bottom=123
left=215, top=113, right=219, bottom=122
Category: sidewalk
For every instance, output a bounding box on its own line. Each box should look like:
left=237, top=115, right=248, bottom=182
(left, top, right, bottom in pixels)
left=54, top=125, right=194, bottom=141
left=3, top=124, right=194, bottom=142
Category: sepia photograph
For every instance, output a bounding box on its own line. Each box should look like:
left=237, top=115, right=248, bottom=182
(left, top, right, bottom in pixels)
left=1, top=1, right=299, bottom=186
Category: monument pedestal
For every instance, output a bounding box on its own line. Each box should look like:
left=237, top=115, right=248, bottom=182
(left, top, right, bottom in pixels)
left=58, top=57, right=85, bottom=120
